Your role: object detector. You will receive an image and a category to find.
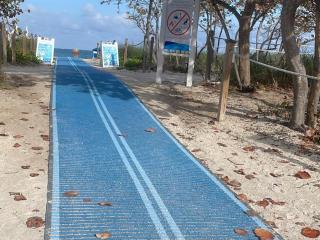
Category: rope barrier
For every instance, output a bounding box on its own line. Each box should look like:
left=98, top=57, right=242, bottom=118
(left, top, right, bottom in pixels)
left=234, top=52, right=320, bottom=81
left=130, top=40, right=144, bottom=47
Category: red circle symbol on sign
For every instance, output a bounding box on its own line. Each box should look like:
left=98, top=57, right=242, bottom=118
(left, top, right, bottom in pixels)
left=167, top=10, right=191, bottom=36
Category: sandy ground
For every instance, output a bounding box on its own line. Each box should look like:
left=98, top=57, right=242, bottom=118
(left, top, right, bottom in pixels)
left=0, top=64, right=52, bottom=240
left=88, top=60, right=320, bottom=240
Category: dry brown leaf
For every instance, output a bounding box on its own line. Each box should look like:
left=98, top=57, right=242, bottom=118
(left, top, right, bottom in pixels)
left=301, top=227, right=320, bottom=238
left=237, top=193, right=249, bottom=203
left=221, top=176, right=230, bottom=182
left=245, top=174, right=255, bottom=180
left=0, top=133, right=8, bottom=137
left=13, top=143, right=21, bottom=148
left=98, top=202, right=112, bottom=206
left=191, top=149, right=201, bottom=153
left=234, top=169, right=245, bottom=175
left=217, top=142, right=227, bottom=147
left=21, top=165, right=30, bottom=169
left=95, top=232, right=111, bottom=239
left=253, top=228, right=274, bottom=239
left=243, top=146, right=256, bottom=152
left=20, top=118, right=29, bottom=121
left=264, top=198, right=286, bottom=206
left=144, top=128, right=156, bottom=133
left=294, top=171, right=311, bottom=179
left=31, top=146, right=43, bottom=151
left=64, top=191, right=79, bottom=197
left=26, top=217, right=44, bottom=228
left=256, top=199, right=269, bottom=208
left=234, top=228, right=248, bottom=236
left=0, top=122, right=5, bottom=125
left=30, top=173, right=39, bottom=177
left=14, top=194, right=27, bottom=201
left=227, top=180, right=242, bottom=188
left=266, top=221, right=278, bottom=229
left=270, top=173, right=283, bottom=178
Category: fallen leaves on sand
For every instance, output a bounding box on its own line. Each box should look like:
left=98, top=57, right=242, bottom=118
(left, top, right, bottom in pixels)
left=144, top=128, right=156, bottom=133
left=243, top=146, right=256, bottom=152
left=270, top=173, right=283, bottom=178
left=253, top=228, right=274, bottom=239
left=26, top=217, right=44, bottom=228
left=20, top=118, right=29, bottom=121
left=13, top=143, right=21, bottom=148
left=234, top=169, right=245, bottom=175
left=9, top=192, right=21, bottom=196
left=31, top=146, right=43, bottom=151
left=267, top=221, right=278, bottom=228
left=191, top=149, right=201, bottom=153
left=0, top=122, right=5, bottom=125
left=301, top=227, right=320, bottom=238
left=245, top=174, right=255, bottom=180
left=40, top=134, right=49, bottom=141
left=256, top=199, right=269, bottom=208
left=217, top=142, right=227, bottom=147
left=227, top=180, right=242, bottom=188
left=234, top=228, right=248, bottom=236
left=30, top=173, right=39, bottom=177
left=264, top=148, right=282, bottom=155
left=21, top=165, right=30, bottom=169
left=14, top=194, right=27, bottom=201
left=98, top=202, right=112, bottom=206
left=237, top=193, right=249, bottom=203
left=95, top=232, right=111, bottom=239
left=264, top=198, right=286, bottom=206
left=294, top=171, right=311, bottom=179
left=64, top=191, right=79, bottom=197
left=0, top=133, right=9, bottom=137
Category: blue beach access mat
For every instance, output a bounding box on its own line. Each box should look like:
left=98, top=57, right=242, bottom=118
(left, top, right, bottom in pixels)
left=46, top=57, right=277, bottom=239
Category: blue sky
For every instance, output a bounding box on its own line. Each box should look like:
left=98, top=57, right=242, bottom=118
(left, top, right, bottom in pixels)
left=19, top=0, right=144, bottom=50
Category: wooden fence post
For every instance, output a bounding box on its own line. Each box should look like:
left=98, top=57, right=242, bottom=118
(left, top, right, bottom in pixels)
left=123, top=38, right=128, bottom=66
left=22, top=33, right=27, bottom=55
left=217, top=40, right=237, bottom=121
left=1, top=22, right=7, bottom=65
left=12, top=30, right=16, bottom=64
left=205, top=30, right=214, bottom=81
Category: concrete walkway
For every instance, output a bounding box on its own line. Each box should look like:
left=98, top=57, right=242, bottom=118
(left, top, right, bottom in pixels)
left=46, top=57, right=273, bottom=239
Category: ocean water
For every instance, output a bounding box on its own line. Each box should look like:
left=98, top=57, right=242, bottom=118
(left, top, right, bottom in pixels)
left=54, top=48, right=93, bottom=59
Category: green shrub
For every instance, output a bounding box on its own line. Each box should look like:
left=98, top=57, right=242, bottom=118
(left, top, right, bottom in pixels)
left=124, top=58, right=142, bottom=70
left=16, top=52, right=42, bottom=64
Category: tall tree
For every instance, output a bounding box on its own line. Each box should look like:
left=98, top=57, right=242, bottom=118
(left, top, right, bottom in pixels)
left=211, top=0, right=277, bottom=88
left=0, top=0, right=24, bottom=79
left=306, top=0, right=320, bottom=127
left=281, top=0, right=309, bottom=128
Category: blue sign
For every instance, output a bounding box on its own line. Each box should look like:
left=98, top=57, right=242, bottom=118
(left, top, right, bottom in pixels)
left=101, top=42, right=119, bottom=68
left=36, top=37, right=55, bottom=64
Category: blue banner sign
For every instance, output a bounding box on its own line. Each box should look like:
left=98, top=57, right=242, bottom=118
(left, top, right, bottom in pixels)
left=36, top=37, right=55, bottom=64
left=101, top=41, right=119, bottom=68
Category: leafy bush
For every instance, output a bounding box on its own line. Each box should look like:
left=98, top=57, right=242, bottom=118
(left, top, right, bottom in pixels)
left=124, top=58, right=142, bottom=70
left=16, top=52, right=42, bottom=64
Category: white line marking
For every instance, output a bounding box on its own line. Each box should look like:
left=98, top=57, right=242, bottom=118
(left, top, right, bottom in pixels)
left=81, top=69, right=185, bottom=240
left=68, top=57, right=170, bottom=240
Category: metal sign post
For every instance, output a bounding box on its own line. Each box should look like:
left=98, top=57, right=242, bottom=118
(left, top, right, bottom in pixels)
left=156, top=0, right=200, bottom=87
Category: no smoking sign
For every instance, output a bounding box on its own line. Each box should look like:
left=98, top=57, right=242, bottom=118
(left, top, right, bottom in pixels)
left=167, top=10, right=191, bottom=36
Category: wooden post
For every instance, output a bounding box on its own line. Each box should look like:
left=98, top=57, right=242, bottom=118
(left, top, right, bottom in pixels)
left=1, top=22, right=7, bottom=65
left=12, top=30, right=16, bottom=64
left=205, top=30, right=214, bottom=81
left=22, top=33, right=27, bottom=55
left=217, top=40, right=236, bottom=121
left=148, top=36, right=154, bottom=71
left=33, top=37, right=37, bottom=54
left=186, top=0, right=201, bottom=87
left=123, top=38, right=128, bottom=66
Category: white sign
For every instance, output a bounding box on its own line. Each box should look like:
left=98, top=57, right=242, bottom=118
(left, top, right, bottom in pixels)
left=36, top=37, right=55, bottom=65
left=163, top=0, right=195, bottom=55
left=101, top=41, right=119, bottom=68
